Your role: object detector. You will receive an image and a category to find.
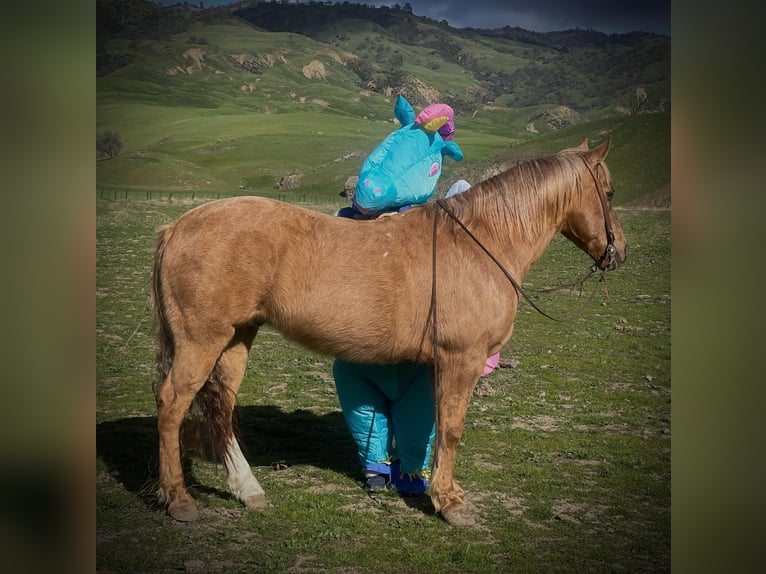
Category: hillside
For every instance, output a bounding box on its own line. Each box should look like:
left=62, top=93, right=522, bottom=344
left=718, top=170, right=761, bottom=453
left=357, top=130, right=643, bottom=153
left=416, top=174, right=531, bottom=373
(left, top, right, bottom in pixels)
left=96, top=0, right=670, bottom=205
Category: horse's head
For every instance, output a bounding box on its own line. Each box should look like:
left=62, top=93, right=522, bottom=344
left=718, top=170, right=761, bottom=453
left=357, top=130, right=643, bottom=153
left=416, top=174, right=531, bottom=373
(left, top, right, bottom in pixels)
left=559, top=137, right=628, bottom=271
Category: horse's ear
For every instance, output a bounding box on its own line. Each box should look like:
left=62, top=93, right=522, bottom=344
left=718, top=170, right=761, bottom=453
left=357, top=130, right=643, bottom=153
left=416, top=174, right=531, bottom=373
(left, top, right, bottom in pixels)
left=557, top=138, right=589, bottom=154
left=586, top=135, right=611, bottom=164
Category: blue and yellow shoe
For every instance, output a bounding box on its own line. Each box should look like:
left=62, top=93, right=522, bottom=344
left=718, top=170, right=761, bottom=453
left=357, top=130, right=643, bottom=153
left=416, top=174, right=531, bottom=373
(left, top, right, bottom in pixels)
left=389, top=460, right=430, bottom=496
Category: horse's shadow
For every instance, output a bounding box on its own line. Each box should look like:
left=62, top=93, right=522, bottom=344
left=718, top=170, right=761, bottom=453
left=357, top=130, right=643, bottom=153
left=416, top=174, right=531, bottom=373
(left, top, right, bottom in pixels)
left=96, top=405, right=362, bottom=508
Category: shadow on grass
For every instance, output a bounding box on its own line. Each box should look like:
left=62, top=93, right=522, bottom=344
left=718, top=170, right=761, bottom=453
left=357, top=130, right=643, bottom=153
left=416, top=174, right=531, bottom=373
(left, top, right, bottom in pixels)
left=96, top=405, right=359, bottom=509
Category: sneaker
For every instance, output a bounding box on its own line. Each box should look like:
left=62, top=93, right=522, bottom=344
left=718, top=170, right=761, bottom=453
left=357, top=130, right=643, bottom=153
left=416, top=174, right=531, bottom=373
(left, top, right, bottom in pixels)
left=364, top=473, right=388, bottom=493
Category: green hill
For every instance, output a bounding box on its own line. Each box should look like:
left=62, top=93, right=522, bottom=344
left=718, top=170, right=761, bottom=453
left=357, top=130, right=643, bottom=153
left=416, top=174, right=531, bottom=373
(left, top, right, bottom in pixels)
left=96, top=0, right=670, bottom=205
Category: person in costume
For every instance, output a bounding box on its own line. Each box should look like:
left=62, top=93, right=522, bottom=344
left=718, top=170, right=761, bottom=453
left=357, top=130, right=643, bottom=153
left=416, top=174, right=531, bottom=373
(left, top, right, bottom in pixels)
left=334, top=96, right=463, bottom=494
left=334, top=99, right=503, bottom=494
left=333, top=96, right=486, bottom=495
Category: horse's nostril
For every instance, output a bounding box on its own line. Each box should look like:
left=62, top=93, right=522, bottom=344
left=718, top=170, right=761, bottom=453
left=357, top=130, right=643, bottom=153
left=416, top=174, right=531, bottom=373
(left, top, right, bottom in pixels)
left=623, top=244, right=629, bottom=262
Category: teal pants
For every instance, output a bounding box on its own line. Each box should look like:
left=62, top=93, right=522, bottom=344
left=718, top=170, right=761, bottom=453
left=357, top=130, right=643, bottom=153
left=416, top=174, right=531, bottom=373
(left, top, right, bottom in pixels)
left=333, top=359, right=436, bottom=476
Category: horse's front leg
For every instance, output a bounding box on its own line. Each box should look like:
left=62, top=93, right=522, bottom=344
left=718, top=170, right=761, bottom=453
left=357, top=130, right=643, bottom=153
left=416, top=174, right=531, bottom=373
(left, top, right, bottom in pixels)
left=429, top=353, right=485, bottom=527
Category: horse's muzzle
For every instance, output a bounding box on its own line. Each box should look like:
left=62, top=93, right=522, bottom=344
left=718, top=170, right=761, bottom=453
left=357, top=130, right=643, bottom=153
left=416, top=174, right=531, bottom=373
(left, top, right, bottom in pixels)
left=600, top=243, right=627, bottom=271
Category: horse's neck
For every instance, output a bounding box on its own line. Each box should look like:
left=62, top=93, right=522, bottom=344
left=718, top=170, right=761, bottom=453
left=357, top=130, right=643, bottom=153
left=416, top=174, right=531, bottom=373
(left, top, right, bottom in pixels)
left=473, top=205, right=561, bottom=282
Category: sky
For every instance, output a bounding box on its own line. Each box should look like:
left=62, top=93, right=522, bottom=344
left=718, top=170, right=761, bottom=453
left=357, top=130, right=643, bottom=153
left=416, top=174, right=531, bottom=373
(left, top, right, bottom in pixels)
left=160, top=0, right=671, bottom=36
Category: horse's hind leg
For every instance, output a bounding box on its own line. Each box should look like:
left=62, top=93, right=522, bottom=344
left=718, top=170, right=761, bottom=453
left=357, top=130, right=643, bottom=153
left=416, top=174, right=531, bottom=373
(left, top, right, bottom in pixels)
left=216, top=327, right=268, bottom=510
left=156, top=333, right=233, bottom=521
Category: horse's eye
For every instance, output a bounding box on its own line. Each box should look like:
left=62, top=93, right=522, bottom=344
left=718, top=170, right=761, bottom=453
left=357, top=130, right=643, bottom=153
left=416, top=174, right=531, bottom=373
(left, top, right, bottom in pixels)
left=606, top=189, right=615, bottom=200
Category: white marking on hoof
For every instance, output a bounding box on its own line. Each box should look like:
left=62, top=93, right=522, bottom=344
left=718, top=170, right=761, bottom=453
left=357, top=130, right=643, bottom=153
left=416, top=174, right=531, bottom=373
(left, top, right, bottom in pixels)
left=224, top=437, right=267, bottom=508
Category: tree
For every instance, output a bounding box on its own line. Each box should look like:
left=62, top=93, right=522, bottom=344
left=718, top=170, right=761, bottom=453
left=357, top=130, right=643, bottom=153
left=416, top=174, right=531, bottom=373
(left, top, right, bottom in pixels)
left=97, top=131, right=123, bottom=159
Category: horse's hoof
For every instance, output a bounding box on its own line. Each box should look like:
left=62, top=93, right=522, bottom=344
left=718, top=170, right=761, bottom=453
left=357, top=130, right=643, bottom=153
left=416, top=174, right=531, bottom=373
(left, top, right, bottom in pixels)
left=440, top=507, right=476, bottom=527
left=168, top=501, right=199, bottom=522
left=243, top=493, right=268, bottom=510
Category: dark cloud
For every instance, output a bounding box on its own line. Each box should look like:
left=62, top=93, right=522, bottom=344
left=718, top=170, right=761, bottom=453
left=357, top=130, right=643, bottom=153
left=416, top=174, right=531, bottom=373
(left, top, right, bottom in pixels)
left=162, top=0, right=670, bottom=36
left=396, top=0, right=670, bottom=35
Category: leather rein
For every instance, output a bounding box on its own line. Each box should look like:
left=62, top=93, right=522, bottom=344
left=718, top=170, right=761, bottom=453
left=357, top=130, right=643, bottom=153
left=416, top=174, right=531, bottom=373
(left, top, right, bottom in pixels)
left=432, top=156, right=616, bottom=324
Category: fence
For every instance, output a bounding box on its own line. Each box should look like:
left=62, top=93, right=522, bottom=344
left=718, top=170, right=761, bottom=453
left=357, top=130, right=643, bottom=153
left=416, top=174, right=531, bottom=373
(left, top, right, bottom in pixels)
left=97, top=187, right=345, bottom=206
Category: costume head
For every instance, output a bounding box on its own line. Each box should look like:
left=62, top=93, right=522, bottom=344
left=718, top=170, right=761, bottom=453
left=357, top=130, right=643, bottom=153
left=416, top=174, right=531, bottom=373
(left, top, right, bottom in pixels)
left=354, top=95, right=463, bottom=214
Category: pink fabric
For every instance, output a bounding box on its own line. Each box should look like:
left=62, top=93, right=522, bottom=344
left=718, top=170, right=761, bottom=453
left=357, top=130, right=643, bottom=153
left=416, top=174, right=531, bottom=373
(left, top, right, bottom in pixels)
left=481, top=353, right=500, bottom=376
left=415, top=103, right=453, bottom=125
left=415, top=103, right=455, bottom=140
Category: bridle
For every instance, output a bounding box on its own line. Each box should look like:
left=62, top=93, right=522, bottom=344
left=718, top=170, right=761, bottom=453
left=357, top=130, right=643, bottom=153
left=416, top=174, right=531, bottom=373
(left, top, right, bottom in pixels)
left=581, top=158, right=618, bottom=272
left=428, top=154, right=618, bottom=407
left=432, top=156, right=617, bottom=325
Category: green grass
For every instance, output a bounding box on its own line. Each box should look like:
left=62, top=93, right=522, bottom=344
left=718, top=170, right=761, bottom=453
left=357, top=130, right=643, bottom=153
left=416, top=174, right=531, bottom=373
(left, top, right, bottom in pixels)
left=97, top=195, right=669, bottom=572
left=98, top=97, right=669, bottom=202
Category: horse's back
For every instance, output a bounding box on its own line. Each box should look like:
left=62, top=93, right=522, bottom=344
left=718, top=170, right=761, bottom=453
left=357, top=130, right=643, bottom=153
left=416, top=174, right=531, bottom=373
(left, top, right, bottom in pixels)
left=168, top=196, right=313, bottom=236
left=157, top=197, right=325, bottom=327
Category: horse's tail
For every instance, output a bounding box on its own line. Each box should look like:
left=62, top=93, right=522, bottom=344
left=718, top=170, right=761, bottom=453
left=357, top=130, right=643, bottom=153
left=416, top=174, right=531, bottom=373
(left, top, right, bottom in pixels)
left=151, top=223, right=234, bottom=463
left=151, top=224, right=174, bottom=395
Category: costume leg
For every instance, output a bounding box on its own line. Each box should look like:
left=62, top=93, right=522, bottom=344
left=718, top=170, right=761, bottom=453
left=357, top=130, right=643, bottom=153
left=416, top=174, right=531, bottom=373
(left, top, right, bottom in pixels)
left=389, top=362, right=436, bottom=475
left=333, top=359, right=392, bottom=475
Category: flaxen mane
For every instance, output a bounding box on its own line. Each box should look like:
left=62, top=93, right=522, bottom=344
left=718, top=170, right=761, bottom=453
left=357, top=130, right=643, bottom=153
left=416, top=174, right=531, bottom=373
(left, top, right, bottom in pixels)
left=444, top=153, right=602, bottom=242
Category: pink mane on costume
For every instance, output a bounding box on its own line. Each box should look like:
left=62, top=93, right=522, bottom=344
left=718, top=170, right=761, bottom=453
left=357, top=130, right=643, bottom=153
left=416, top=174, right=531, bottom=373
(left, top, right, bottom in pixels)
left=415, top=103, right=455, bottom=141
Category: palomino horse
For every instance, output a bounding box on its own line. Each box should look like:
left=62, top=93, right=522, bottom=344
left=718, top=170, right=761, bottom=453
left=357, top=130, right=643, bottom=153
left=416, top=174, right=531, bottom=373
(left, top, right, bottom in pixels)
left=152, top=137, right=627, bottom=526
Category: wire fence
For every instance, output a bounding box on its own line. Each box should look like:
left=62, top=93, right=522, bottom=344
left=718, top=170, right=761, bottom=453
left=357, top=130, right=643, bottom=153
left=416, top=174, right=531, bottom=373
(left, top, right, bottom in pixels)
left=97, top=187, right=346, bottom=207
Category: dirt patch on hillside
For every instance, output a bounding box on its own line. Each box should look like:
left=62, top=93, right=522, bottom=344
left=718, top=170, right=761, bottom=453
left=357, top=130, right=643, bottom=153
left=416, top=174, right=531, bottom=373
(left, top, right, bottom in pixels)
left=408, top=77, right=441, bottom=103
left=384, top=78, right=441, bottom=107
left=302, top=60, right=327, bottom=79
left=182, top=48, right=205, bottom=70
left=264, top=53, right=288, bottom=67
left=326, top=50, right=346, bottom=64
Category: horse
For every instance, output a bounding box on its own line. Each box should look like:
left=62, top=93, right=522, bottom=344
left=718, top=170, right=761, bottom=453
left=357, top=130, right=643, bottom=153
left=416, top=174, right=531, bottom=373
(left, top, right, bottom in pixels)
left=151, top=137, right=627, bottom=526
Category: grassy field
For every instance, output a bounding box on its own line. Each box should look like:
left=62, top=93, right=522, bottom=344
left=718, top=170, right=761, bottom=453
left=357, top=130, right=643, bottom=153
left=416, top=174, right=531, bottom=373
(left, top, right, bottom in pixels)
left=96, top=194, right=670, bottom=572
left=96, top=108, right=669, bottom=211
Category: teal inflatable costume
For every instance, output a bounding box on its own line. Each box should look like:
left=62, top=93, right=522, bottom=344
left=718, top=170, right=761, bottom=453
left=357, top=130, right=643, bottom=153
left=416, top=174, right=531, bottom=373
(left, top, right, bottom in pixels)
left=350, top=94, right=463, bottom=215
left=334, top=96, right=463, bottom=494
